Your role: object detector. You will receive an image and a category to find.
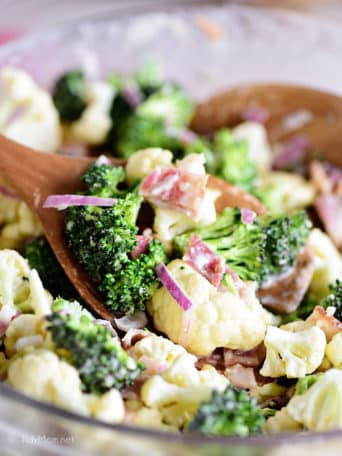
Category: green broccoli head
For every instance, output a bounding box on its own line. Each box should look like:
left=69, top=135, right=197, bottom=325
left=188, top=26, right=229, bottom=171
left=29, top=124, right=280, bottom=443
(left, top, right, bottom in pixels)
left=47, top=298, right=144, bottom=394
left=81, top=163, right=126, bottom=198
left=114, top=114, right=182, bottom=159
left=174, top=208, right=265, bottom=283
left=136, top=83, right=194, bottom=128
left=101, top=240, right=167, bottom=315
left=65, top=193, right=141, bottom=282
left=23, top=236, right=80, bottom=301
left=260, top=211, right=310, bottom=283
left=52, top=70, right=87, bottom=122
left=322, top=280, right=342, bottom=320
left=188, top=385, right=264, bottom=437
left=210, top=129, right=257, bottom=192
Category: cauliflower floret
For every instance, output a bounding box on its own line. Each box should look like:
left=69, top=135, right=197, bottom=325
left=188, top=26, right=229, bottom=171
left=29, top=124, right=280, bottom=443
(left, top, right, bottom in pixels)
left=0, top=191, right=42, bottom=250
left=7, top=349, right=89, bottom=415
left=125, top=148, right=173, bottom=185
left=65, top=81, right=114, bottom=145
left=260, top=325, right=326, bottom=378
left=308, top=229, right=342, bottom=302
left=0, top=249, right=30, bottom=309
left=131, top=334, right=191, bottom=371
left=149, top=260, right=273, bottom=356
left=152, top=154, right=218, bottom=251
left=4, top=314, right=45, bottom=357
left=0, top=249, right=51, bottom=316
left=287, top=369, right=342, bottom=431
left=128, top=404, right=176, bottom=430
left=233, top=121, right=272, bottom=172
left=86, top=389, right=125, bottom=423
left=326, top=332, right=342, bottom=368
left=263, top=407, right=303, bottom=433
left=256, top=171, right=316, bottom=214
left=0, top=67, right=62, bottom=152
left=141, top=353, right=228, bottom=427
left=7, top=349, right=125, bottom=423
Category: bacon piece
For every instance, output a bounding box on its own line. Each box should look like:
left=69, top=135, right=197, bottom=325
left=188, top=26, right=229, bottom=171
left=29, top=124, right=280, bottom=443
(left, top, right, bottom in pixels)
left=306, top=306, right=342, bottom=342
left=183, top=233, right=225, bottom=287
left=258, top=246, right=315, bottom=314
left=131, top=230, right=153, bottom=260
left=140, top=167, right=207, bottom=219
left=314, top=193, right=342, bottom=249
left=223, top=344, right=266, bottom=369
left=224, top=365, right=258, bottom=390
left=310, top=160, right=342, bottom=195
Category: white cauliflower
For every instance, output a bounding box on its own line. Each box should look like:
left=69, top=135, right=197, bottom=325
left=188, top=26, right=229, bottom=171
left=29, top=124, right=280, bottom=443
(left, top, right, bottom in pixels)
left=233, top=121, right=272, bottom=172
left=287, top=369, right=342, bottom=431
left=260, top=325, right=326, bottom=378
left=141, top=351, right=228, bottom=427
left=256, top=171, right=316, bottom=214
left=0, top=67, right=62, bottom=152
left=131, top=334, right=190, bottom=371
left=0, top=249, right=51, bottom=316
left=125, top=148, right=173, bottom=185
left=7, top=349, right=125, bottom=423
left=308, top=229, right=342, bottom=302
left=326, top=332, right=342, bottom=368
left=152, top=154, right=218, bottom=251
left=4, top=314, right=45, bottom=357
left=65, top=81, right=114, bottom=145
left=149, top=260, right=274, bottom=356
left=263, top=407, right=303, bottom=433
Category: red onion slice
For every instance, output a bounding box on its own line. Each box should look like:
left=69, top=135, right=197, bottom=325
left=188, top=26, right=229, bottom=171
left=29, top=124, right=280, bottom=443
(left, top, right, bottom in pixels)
left=114, top=311, right=148, bottom=333
left=155, top=263, right=193, bottom=311
left=122, top=84, right=143, bottom=109
left=0, top=184, right=19, bottom=199
left=272, top=135, right=309, bottom=170
left=43, top=194, right=117, bottom=210
left=0, top=305, right=18, bottom=337
left=241, top=208, right=256, bottom=225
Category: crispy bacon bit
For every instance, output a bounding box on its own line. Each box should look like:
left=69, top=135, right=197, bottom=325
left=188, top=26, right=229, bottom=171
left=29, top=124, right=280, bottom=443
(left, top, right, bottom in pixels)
left=131, top=230, right=153, bottom=260
left=224, top=365, right=258, bottom=390
left=140, top=167, right=207, bottom=219
left=306, top=306, right=342, bottom=342
left=257, top=246, right=315, bottom=314
left=314, top=194, right=342, bottom=249
left=196, top=348, right=226, bottom=372
left=223, top=344, right=266, bottom=369
left=183, top=233, right=225, bottom=287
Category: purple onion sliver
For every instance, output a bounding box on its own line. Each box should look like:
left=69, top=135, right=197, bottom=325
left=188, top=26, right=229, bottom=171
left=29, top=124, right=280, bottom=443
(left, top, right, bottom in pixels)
left=0, top=184, right=19, bottom=199
left=178, top=129, right=198, bottom=145
left=122, top=84, right=144, bottom=109
left=243, top=106, right=269, bottom=124
left=272, top=135, right=309, bottom=170
left=241, top=208, right=256, bottom=225
left=43, top=194, right=117, bottom=209
left=156, top=263, right=193, bottom=311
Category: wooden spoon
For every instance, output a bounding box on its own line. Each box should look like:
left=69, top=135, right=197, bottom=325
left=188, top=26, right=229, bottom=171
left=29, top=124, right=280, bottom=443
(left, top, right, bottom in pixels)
left=191, top=83, right=342, bottom=167
left=0, top=134, right=265, bottom=320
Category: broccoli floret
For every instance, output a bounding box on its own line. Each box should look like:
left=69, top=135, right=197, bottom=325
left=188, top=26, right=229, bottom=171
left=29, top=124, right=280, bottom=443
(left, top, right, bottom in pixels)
left=114, top=114, right=183, bottom=159
left=101, top=240, right=167, bottom=315
left=322, top=280, right=342, bottom=320
left=188, top=386, right=264, bottom=437
left=174, top=208, right=265, bottom=283
left=208, top=129, right=257, bottom=192
left=174, top=209, right=310, bottom=285
left=47, top=298, right=144, bottom=394
left=81, top=163, right=126, bottom=198
left=52, top=70, right=87, bottom=122
left=23, top=236, right=80, bottom=301
left=65, top=193, right=141, bottom=281
left=295, top=374, right=321, bottom=396
left=260, top=211, right=310, bottom=283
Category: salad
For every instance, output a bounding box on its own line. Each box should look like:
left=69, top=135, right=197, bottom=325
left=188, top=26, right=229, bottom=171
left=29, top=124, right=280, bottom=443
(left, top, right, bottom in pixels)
left=0, top=61, right=341, bottom=437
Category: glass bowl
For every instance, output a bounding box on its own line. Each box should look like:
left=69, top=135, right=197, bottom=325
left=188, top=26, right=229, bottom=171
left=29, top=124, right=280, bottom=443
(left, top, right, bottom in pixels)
left=0, top=2, right=341, bottom=455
